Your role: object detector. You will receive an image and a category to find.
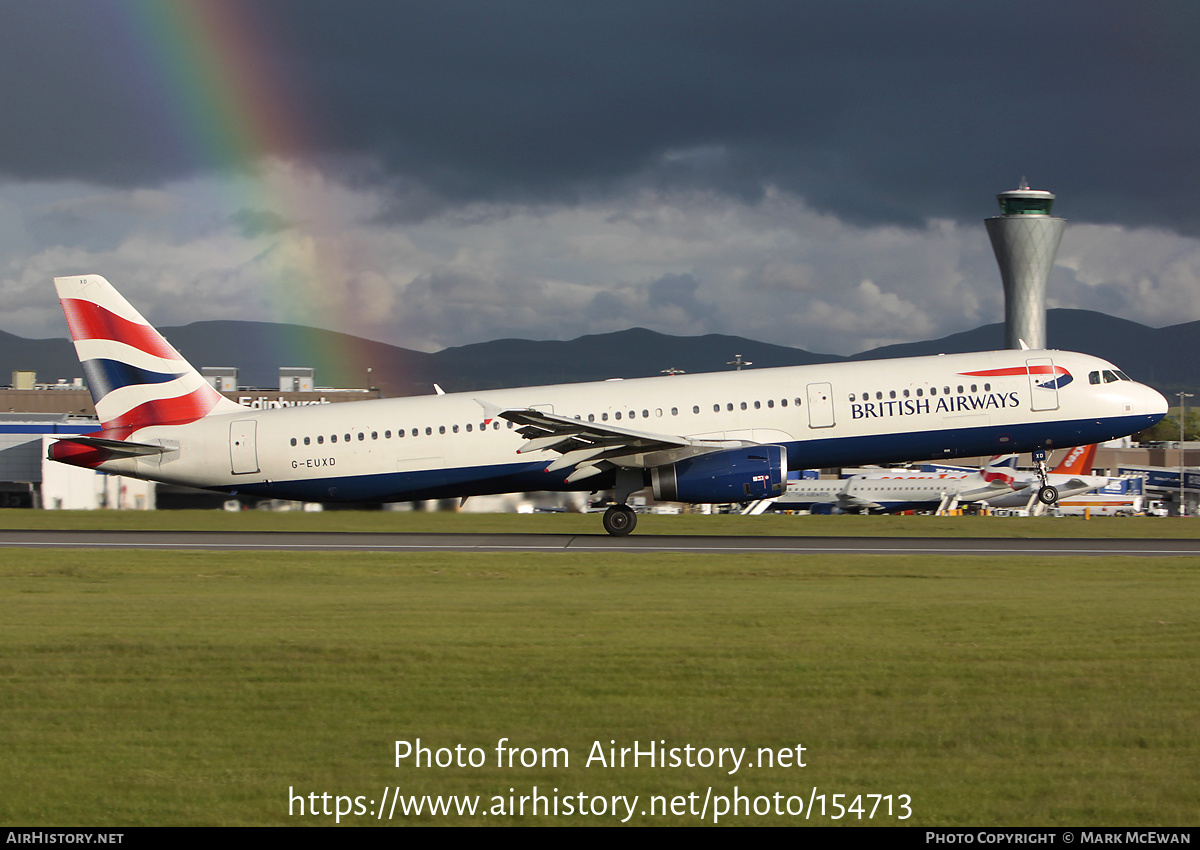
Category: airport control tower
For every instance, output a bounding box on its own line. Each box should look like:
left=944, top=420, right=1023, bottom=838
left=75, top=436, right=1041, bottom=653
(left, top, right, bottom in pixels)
left=985, top=180, right=1066, bottom=350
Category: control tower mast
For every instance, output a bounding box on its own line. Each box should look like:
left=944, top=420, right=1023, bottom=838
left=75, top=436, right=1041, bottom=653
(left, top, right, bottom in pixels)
left=985, top=180, right=1066, bottom=350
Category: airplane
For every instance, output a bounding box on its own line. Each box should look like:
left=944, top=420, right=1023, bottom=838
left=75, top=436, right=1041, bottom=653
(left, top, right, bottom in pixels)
left=980, top=444, right=1110, bottom=507
left=47, top=274, right=1168, bottom=535
left=920, top=444, right=1111, bottom=508
left=774, top=455, right=1019, bottom=514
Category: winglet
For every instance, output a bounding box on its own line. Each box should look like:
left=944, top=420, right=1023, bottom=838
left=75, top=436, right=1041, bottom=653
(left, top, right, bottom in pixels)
left=474, top=398, right=503, bottom=425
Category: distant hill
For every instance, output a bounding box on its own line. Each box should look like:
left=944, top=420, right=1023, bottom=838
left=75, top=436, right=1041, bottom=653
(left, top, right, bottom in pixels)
left=3, top=309, right=1197, bottom=397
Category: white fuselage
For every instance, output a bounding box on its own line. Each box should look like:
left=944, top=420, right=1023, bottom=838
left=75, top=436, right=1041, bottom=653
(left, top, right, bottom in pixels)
left=779, top=469, right=1010, bottom=513
left=89, top=348, right=1166, bottom=505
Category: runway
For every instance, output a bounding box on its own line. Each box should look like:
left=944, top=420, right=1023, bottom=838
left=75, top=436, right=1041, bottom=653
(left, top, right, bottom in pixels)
left=1, top=529, right=1198, bottom=556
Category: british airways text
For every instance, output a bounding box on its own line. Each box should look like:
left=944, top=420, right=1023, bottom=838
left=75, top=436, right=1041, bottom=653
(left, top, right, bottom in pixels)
left=851, top=392, right=1020, bottom=420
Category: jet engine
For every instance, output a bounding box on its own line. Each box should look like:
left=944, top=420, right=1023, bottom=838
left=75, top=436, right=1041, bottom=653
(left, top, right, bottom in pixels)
left=650, top=445, right=786, bottom=503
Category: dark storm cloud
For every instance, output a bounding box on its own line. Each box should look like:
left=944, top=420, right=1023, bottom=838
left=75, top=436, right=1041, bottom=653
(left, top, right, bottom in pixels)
left=2, top=1, right=1198, bottom=232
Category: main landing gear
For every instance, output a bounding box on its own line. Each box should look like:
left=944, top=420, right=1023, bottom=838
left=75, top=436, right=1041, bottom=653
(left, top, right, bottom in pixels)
left=1032, top=449, right=1059, bottom=505
left=601, top=467, right=643, bottom=536
left=602, top=505, right=638, bottom=536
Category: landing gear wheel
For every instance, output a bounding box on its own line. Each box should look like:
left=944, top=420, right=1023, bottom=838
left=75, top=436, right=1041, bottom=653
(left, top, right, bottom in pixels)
left=603, top=505, right=637, bottom=536
left=1037, top=485, right=1059, bottom=505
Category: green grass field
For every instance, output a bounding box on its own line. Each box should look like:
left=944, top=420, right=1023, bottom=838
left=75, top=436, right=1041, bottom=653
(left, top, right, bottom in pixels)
left=2, top=507, right=1200, bottom=537
left=2, top=542, right=1197, bottom=825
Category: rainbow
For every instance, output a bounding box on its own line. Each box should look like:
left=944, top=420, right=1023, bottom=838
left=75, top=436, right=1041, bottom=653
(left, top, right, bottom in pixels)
left=104, top=0, right=401, bottom=393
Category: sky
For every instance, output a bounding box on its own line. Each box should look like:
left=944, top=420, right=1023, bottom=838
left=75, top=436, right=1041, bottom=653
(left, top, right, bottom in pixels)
left=1, top=0, right=1199, bottom=356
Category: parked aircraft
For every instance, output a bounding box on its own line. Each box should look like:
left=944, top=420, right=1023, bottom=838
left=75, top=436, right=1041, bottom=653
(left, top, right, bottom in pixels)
left=776, top=455, right=1018, bottom=513
left=923, top=444, right=1110, bottom=507
left=47, top=275, right=1167, bottom=535
left=982, top=444, right=1111, bottom=507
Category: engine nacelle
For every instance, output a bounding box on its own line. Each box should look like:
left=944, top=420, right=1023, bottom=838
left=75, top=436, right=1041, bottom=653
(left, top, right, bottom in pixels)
left=651, top=445, right=786, bottom=504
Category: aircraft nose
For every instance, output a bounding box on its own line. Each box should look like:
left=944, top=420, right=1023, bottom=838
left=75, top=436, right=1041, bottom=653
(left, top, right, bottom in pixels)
left=1147, top=385, right=1169, bottom=417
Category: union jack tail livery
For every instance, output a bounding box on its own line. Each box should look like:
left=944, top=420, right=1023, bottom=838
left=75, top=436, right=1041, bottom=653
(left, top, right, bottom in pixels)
left=50, top=276, right=242, bottom=469
left=981, top=454, right=1018, bottom=487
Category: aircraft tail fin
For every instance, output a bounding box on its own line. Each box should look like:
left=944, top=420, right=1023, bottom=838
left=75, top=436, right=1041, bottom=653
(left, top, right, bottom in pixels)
left=1051, top=444, right=1097, bottom=475
left=981, top=454, right=1018, bottom=487
left=54, top=274, right=243, bottom=437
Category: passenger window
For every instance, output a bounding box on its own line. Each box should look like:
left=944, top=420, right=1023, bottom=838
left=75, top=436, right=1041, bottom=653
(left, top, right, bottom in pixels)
left=358, top=432, right=365, bottom=441
left=767, top=400, right=774, bottom=408
left=438, top=426, right=446, bottom=435
left=304, top=437, right=311, bottom=445
left=452, top=425, right=459, bottom=433
left=331, top=434, right=337, bottom=443
left=425, top=427, right=432, bottom=436
left=727, top=403, right=734, bottom=411
left=740, top=402, right=747, bottom=410
left=889, top=390, right=896, bottom=399
left=588, top=414, right=595, bottom=422
left=781, top=399, right=788, bottom=407
left=466, top=423, right=472, bottom=432
left=693, top=406, right=700, bottom=414
left=615, top=412, right=622, bottom=420
left=290, top=438, right=297, bottom=446
left=317, top=435, right=324, bottom=444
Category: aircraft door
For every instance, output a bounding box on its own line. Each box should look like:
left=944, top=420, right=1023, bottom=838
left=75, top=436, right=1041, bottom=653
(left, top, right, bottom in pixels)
left=806, top=382, right=835, bottom=428
left=230, top=420, right=260, bottom=474
left=1026, top=358, right=1060, bottom=412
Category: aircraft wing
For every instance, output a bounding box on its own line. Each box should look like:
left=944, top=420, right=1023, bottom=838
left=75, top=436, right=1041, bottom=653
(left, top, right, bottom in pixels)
left=835, top=492, right=883, bottom=510
left=1053, top=477, right=1105, bottom=499
left=490, top=405, right=746, bottom=483
left=956, top=479, right=1018, bottom=502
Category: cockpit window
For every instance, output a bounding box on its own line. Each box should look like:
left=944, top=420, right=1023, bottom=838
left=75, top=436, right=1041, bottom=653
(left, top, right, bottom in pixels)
left=1115, top=370, right=1131, bottom=381
left=1089, top=371, right=1101, bottom=385
left=1103, top=370, right=1119, bottom=383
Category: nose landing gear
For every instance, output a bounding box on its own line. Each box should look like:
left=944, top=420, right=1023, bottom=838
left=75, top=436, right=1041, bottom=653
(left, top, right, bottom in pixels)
left=1032, top=449, right=1059, bottom=505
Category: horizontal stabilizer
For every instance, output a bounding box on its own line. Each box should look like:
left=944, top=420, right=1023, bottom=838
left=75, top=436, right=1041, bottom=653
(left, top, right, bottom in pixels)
left=48, top=435, right=167, bottom=467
